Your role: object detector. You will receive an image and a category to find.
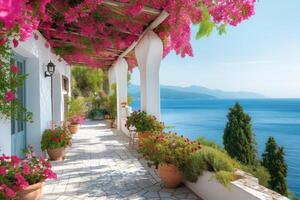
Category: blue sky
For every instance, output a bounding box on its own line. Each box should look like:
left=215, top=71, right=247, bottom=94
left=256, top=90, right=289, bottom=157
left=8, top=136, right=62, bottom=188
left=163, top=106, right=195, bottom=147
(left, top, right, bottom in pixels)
left=131, top=0, right=300, bottom=98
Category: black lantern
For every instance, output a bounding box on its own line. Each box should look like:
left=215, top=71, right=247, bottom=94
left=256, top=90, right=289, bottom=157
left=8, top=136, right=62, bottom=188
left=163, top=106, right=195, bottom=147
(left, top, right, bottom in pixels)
left=45, top=61, right=56, bottom=77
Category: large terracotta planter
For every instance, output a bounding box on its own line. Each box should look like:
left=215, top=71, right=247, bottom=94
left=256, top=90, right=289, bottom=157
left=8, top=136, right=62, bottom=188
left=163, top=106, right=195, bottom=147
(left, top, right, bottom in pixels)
left=17, top=182, right=44, bottom=200
left=158, top=163, right=182, bottom=188
left=138, top=131, right=152, bottom=141
left=47, top=148, right=65, bottom=161
left=68, top=123, right=79, bottom=134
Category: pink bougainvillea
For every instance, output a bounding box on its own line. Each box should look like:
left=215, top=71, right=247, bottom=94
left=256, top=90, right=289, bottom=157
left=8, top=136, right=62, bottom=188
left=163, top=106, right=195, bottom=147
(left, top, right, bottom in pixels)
left=4, top=91, right=15, bottom=102
left=0, top=0, right=256, bottom=68
left=0, top=0, right=256, bottom=118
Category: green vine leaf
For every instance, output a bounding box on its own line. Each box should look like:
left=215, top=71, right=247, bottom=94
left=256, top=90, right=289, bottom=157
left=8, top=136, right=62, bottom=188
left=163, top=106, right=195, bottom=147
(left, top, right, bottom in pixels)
left=196, top=6, right=215, bottom=39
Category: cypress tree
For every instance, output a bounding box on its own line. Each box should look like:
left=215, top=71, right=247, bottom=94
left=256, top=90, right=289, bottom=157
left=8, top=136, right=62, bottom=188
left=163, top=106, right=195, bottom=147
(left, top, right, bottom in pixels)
left=262, top=137, right=288, bottom=196
left=223, top=102, right=257, bottom=165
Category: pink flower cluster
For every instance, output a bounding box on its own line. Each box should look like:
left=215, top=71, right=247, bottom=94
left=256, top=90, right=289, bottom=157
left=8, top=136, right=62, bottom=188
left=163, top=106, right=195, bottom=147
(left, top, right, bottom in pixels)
left=0, top=0, right=256, bottom=69
left=69, top=115, right=85, bottom=125
left=0, top=0, right=50, bottom=42
left=0, top=146, right=57, bottom=199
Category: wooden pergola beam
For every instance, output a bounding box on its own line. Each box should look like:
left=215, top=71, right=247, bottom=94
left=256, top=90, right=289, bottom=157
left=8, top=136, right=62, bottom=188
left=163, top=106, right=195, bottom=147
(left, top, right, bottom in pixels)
left=102, top=0, right=161, bottom=16
left=50, top=39, right=124, bottom=54
left=118, top=10, right=169, bottom=59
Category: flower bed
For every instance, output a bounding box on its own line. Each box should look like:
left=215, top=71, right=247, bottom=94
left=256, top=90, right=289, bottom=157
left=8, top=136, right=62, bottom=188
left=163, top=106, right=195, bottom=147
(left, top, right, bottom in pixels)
left=0, top=146, right=57, bottom=199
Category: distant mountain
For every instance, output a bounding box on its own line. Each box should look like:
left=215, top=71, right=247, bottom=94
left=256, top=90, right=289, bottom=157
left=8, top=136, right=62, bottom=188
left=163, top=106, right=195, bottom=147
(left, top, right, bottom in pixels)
left=129, top=85, right=215, bottom=100
left=129, top=85, right=266, bottom=100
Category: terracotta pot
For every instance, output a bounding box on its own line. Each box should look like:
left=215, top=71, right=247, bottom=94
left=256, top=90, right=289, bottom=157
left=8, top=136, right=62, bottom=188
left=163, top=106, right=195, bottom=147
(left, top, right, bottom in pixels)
left=68, top=123, right=79, bottom=134
left=158, top=163, right=182, bottom=188
left=17, top=182, right=44, bottom=200
left=108, top=119, right=115, bottom=128
left=47, top=148, right=65, bottom=161
left=138, top=131, right=152, bottom=141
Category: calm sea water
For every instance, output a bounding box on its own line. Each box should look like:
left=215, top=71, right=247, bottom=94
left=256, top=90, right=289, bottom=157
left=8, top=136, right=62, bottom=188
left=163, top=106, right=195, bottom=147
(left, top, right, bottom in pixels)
left=132, top=99, right=300, bottom=197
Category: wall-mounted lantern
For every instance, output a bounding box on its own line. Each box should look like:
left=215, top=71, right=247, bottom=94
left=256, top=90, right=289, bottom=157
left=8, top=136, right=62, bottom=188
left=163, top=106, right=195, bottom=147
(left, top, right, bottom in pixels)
left=45, top=61, right=56, bottom=77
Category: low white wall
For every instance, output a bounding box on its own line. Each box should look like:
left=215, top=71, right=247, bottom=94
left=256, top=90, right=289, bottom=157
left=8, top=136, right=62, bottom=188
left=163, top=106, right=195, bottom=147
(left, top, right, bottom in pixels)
left=185, top=171, right=289, bottom=200
left=0, top=119, right=11, bottom=155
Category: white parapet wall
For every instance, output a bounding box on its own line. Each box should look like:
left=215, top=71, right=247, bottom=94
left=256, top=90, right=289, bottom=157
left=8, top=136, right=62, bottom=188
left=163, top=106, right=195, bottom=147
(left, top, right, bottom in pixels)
left=185, top=170, right=289, bottom=200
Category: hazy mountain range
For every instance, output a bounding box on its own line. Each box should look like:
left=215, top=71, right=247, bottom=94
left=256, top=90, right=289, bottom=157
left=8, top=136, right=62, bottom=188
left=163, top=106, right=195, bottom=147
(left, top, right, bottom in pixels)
left=129, top=85, right=266, bottom=100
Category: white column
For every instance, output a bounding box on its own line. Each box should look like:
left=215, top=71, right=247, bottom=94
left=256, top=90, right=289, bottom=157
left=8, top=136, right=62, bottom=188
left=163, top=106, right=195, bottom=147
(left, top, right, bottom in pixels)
left=108, top=66, right=116, bottom=95
left=114, top=58, right=128, bottom=131
left=135, top=31, right=163, bottom=119
left=52, top=72, right=63, bottom=122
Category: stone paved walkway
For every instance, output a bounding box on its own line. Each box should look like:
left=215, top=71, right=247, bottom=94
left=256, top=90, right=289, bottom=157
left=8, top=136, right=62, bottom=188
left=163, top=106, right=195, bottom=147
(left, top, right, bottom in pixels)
left=42, top=121, right=200, bottom=200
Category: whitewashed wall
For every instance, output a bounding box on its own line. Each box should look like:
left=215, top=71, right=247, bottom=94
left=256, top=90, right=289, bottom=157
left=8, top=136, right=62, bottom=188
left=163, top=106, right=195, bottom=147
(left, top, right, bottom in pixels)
left=185, top=171, right=289, bottom=200
left=0, top=119, right=11, bottom=155
left=0, top=31, right=70, bottom=156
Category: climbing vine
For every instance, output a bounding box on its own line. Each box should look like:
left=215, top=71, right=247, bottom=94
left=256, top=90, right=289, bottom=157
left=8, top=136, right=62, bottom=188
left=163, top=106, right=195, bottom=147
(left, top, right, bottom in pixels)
left=0, top=39, right=32, bottom=121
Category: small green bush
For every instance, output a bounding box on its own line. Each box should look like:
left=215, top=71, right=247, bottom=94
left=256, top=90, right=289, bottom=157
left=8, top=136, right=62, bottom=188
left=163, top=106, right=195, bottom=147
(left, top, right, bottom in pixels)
left=215, top=171, right=236, bottom=187
left=193, top=137, right=271, bottom=188
left=197, top=137, right=224, bottom=152
left=88, top=108, right=108, bottom=120
left=65, top=97, right=85, bottom=118
left=185, top=145, right=239, bottom=186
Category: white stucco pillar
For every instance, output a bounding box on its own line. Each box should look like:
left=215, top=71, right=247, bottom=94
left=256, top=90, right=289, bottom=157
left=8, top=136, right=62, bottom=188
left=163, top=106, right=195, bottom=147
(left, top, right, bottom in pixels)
left=135, top=31, right=163, bottom=119
left=108, top=66, right=116, bottom=95
left=114, top=58, right=128, bottom=131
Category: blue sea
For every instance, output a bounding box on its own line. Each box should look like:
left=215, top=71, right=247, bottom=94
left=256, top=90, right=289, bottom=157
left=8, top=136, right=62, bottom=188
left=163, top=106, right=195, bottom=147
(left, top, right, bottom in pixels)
left=132, top=99, right=300, bottom=197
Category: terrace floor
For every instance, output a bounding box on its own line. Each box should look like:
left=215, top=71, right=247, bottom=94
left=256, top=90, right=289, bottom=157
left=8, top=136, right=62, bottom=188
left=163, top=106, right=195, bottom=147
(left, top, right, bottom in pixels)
left=41, top=121, right=200, bottom=200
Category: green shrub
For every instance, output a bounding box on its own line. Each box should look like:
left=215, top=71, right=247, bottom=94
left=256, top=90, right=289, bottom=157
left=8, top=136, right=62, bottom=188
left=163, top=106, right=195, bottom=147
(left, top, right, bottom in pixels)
left=185, top=145, right=239, bottom=185
left=105, top=83, right=117, bottom=120
left=194, top=137, right=271, bottom=188
left=241, top=164, right=270, bottom=188
left=88, top=108, right=108, bottom=120
left=197, top=137, right=224, bottom=152
left=65, top=97, right=85, bottom=118
left=215, top=171, right=236, bottom=187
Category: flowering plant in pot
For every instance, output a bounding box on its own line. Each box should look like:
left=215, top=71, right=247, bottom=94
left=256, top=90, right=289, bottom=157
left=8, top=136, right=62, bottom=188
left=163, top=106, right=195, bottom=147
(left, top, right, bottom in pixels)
left=65, top=97, right=85, bottom=134
left=67, top=114, right=85, bottom=134
left=125, top=111, right=164, bottom=140
left=41, top=126, right=72, bottom=161
left=105, top=84, right=117, bottom=128
left=138, top=132, right=201, bottom=188
left=0, top=145, right=57, bottom=200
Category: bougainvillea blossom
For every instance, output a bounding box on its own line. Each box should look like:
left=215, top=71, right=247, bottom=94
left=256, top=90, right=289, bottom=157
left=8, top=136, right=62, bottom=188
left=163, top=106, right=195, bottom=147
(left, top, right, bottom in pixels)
left=0, top=0, right=256, bottom=69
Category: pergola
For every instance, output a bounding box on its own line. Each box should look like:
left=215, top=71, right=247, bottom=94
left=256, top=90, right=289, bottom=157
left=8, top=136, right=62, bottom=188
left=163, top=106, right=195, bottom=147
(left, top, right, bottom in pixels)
left=36, top=1, right=175, bottom=132
left=39, top=0, right=170, bottom=70
left=1, top=0, right=256, bottom=131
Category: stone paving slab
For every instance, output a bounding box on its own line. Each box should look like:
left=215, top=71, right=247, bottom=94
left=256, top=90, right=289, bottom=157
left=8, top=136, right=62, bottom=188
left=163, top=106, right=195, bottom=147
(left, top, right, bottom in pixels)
left=42, top=121, right=200, bottom=200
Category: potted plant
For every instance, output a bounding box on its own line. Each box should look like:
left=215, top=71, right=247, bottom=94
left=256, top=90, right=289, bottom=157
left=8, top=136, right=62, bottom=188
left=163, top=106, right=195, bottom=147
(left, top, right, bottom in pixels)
left=138, top=132, right=201, bottom=188
left=105, top=84, right=117, bottom=128
left=65, top=97, right=85, bottom=134
left=41, top=126, right=72, bottom=161
left=67, top=114, right=85, bottom=134
left=125, top=111, right=164, bottom=141
left=0, top=146, right=57, bottom=200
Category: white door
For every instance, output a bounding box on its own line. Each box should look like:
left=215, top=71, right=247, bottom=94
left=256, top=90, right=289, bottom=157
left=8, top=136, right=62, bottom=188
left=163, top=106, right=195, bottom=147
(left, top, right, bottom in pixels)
left=11, top=56, right=26, bottom=157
